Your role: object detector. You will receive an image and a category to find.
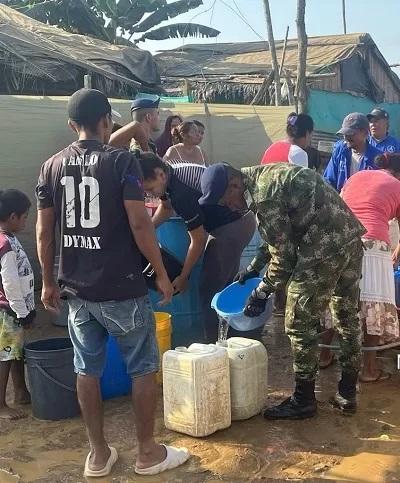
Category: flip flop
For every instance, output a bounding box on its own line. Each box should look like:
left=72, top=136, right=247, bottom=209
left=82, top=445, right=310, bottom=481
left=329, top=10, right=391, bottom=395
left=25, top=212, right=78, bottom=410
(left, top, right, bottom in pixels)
left=84, top=446, right=118, bottom=478
left=359, top=370, right=391, bottom=383
left=135, top=445, right=190, bottom=476
left=319, top=354, right=337, bottom=369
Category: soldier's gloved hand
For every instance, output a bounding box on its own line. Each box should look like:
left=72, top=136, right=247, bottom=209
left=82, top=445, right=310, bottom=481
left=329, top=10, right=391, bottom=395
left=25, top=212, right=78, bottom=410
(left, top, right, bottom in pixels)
left=233, top=267, right=259, bottom=285
left=244, top=288, right=270, bottom=318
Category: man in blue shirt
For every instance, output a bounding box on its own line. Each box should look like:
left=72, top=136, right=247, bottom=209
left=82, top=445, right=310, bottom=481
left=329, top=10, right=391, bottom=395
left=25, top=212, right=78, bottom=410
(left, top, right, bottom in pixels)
left=324, top=113, right=380, bottom=192
left=367, top=108, right=400, bottom=153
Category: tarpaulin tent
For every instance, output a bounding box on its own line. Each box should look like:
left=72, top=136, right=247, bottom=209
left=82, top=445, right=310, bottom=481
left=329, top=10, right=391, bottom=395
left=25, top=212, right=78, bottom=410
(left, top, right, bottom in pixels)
left=0, top=95, right=293, bottom=275
left=0, top=4, right=161, bottom=96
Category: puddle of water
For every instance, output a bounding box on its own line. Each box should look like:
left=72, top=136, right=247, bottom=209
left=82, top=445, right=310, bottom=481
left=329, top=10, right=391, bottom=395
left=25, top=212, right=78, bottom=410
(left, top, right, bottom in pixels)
left=324, top=452, right=400, bottom=483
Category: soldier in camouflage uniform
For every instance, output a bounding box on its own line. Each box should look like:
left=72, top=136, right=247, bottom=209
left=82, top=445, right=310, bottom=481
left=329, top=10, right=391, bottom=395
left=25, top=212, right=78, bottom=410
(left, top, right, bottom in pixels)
left=199, top=163, right=365, bottom=419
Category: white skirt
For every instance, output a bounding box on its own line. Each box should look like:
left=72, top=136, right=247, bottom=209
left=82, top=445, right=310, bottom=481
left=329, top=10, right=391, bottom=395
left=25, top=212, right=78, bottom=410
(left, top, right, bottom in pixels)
left=360, top=239, right=395, bottom=305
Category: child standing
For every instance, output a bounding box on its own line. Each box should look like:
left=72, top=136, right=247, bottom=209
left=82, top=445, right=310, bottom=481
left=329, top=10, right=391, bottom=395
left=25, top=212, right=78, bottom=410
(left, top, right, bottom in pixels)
left=0, top=189, right=35, bottom=419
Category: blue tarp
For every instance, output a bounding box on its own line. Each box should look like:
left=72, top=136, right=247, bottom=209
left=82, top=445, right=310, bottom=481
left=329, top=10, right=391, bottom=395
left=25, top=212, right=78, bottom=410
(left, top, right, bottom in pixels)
left=308, top=89, right=400, bottom=137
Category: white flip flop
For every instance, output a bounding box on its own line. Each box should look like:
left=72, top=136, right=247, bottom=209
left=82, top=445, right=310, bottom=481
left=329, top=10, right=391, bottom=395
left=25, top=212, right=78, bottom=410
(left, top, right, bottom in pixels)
left=135, top=445, right=190, bottom=476
left=84, top=446, right=118, bottom=477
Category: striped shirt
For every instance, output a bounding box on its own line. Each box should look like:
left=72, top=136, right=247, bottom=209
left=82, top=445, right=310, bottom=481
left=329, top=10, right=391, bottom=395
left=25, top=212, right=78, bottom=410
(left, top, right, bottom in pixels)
left=167, top=162, right=205, bottom=191
left=162, top=162, right=241, bottom=232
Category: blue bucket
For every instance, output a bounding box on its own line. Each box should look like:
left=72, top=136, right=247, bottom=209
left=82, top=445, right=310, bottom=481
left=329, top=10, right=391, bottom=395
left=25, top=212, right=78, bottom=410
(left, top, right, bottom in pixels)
left=100, top=336, right=131, bottom=400
left=150, top=218, right=203, bottom=347
left=211, top=278, right=273, bottom=332
left=239, top=230, right=262, bottom=271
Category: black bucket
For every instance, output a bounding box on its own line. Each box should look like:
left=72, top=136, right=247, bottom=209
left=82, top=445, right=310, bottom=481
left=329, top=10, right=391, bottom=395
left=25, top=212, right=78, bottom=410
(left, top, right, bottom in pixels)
left=25, top=338, right=80, bottom=421
left=142, top=246, right=182, bottom=292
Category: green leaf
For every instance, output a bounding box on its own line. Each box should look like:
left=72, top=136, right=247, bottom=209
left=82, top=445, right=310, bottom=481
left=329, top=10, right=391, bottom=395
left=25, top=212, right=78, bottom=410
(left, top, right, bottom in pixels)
left=136, top=22, right=220, bottom=42
left=130, top=0, right=203, bottom=33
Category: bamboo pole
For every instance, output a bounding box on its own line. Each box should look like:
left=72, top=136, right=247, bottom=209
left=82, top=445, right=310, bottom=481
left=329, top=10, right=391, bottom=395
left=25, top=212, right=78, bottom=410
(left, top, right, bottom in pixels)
left=262, top=0, right=281, bottom=105
left=295, top=0, right=307, bottom=113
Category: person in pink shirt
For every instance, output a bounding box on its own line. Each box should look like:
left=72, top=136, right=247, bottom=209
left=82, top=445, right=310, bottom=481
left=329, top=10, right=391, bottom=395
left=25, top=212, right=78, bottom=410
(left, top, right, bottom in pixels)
left=341, top=152, right=400, bottom=382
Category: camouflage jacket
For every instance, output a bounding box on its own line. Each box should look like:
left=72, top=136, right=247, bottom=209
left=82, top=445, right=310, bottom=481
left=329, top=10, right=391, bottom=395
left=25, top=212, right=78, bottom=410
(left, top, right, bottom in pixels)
left=241, top=164, right=366, bottom=291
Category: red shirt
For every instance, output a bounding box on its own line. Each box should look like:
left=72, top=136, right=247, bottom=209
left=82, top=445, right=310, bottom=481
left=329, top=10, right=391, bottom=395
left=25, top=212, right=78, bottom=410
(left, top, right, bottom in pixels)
left=260, top=141, right=308, bottom=167
left=341, top=170, right=400, bottom=245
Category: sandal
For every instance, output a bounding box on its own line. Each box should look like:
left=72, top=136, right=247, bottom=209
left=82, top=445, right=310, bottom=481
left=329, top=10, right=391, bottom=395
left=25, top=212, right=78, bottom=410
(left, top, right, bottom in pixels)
left=135, top=445, right=190, bottom=476
left=84, top=446, right=118, bottom=478
left=359, top=370, right=391, bottom=383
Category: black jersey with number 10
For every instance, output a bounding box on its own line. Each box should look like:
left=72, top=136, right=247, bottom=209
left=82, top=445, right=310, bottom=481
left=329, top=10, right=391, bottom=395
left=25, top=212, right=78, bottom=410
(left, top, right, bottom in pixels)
left=36, top=140, right=147, bottom=302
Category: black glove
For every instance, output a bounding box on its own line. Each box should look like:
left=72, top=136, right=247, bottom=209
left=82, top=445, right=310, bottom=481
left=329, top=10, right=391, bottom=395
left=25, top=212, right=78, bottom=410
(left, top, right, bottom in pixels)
left=18, top=310, right=36, bottom=327
left=233, top=267, right=259, bottom=285
left=244, top=289, right=270, bottom=318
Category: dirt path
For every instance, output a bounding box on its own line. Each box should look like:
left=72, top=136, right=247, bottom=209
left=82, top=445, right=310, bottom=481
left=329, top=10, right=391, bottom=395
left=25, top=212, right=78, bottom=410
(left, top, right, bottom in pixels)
left=1, top=307, right=399, bottom=482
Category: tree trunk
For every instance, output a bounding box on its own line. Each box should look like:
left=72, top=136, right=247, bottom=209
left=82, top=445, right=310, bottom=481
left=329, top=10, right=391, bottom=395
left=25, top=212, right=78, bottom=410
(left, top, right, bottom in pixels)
left=295, top=0, right=307, bottom=113
left=262, top=0, right=281, bottom=105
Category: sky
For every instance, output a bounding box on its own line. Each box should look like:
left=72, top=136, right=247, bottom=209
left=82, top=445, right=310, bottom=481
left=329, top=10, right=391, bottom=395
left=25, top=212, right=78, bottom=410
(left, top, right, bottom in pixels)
left=142, top=0, right=400, bottom=75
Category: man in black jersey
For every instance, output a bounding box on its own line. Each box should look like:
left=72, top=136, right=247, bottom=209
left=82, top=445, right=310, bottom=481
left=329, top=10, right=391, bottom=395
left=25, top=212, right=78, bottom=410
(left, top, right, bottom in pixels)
left=36, top=89, right=189, bottom=477
left=137, top=154, right=256, bottom=342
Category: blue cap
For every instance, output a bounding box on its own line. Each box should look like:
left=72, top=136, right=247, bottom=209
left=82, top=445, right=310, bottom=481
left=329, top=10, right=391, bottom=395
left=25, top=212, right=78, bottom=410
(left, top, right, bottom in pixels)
left=337, top=112, right=369, bottom=136
left=130, top=96, right=160, bottom=113
left=198, top=163, right=229, bottom=206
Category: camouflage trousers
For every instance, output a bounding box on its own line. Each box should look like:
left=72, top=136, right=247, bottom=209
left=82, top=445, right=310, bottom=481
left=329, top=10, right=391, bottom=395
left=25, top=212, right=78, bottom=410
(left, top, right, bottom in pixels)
left=285, top=238, right=363, bottom=380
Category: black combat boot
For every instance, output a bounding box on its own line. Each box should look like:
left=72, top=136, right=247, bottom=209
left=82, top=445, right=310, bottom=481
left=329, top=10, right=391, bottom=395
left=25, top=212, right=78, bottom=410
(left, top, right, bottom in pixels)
left=263, top=379, right=317, bottom=420
left=330, top=370, right=358, bottom=415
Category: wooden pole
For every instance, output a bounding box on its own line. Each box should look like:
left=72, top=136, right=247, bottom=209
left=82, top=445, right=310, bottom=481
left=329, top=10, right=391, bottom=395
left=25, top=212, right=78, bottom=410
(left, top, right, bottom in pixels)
left=262, top=0, right=281, bottom=105
left=250, top=71, right=274, bottom=105
left=84, top=74, right=92, bottom=89
left=279, top=26, right=290, bottom=76
left=342, top=0, right=347, bottom=34
left=295, top=0, right=307, bottom=113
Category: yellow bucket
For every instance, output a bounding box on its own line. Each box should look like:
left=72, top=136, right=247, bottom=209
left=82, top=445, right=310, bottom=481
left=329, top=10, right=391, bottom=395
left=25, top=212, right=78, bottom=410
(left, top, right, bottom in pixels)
left=155, top=312, right=172, bottom=383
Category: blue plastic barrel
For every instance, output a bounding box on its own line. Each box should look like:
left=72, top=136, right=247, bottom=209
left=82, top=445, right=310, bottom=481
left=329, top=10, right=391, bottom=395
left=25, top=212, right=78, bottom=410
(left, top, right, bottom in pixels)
left=150, top=218, right=203, bottom=347
left=395, top=269, right=400, bottom=308
left=100, top=336, right=132, bottom=400
left=239, top=230, right=262, bottom=270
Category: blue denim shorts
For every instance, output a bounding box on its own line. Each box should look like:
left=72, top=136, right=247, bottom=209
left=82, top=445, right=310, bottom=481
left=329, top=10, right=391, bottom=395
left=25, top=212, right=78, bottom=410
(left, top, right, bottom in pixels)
left=67, top=295, right=159, bottom=378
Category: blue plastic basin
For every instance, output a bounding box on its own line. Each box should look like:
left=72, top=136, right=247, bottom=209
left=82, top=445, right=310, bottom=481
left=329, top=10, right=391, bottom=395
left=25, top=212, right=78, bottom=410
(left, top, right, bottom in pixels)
left=211, top=278, right=273, bottom=332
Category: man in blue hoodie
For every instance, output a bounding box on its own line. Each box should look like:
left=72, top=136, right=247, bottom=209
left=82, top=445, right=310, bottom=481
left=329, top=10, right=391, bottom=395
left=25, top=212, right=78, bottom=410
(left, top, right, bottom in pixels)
left=324, top=113, right=380, bottom=192
left=367, top=108, right=400, bottom=154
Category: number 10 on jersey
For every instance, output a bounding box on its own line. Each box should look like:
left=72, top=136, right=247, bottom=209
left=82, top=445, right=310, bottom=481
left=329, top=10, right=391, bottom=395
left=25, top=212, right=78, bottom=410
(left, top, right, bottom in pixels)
left=61, top=176, right=100, bottom=228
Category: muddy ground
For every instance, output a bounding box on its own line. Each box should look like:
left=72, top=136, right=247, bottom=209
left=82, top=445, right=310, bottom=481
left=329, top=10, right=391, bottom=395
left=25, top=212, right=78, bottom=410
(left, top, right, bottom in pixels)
left=1, top=305, right=400, bottom=483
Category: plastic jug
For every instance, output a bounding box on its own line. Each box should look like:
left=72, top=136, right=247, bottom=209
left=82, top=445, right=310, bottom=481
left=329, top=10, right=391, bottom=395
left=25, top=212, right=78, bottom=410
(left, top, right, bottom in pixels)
left=220, top=337, right=268, bottom=421
left=163, top=343, right=231, bottom=437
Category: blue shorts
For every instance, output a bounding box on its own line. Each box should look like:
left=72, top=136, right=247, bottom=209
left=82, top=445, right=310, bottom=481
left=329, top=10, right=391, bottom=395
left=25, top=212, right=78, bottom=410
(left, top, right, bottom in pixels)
left=67, top=295, right=159, bottom=378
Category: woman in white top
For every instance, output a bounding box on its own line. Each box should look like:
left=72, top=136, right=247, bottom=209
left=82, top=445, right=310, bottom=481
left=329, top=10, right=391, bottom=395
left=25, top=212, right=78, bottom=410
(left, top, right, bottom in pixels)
left=164, top=121, right=209, bottom=166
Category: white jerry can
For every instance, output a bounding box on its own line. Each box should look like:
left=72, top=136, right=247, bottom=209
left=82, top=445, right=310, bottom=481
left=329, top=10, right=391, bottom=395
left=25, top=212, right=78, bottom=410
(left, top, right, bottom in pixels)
left=163, top=343, right=231, bottom=437
left=222, top=338, right=268, bottom=420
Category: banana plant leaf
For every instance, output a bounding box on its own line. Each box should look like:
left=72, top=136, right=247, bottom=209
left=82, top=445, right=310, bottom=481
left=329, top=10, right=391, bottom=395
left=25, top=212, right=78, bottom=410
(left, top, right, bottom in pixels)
left=130, top=0, right=202, bottom=33
left=136, top=22, right=220, bottom=42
